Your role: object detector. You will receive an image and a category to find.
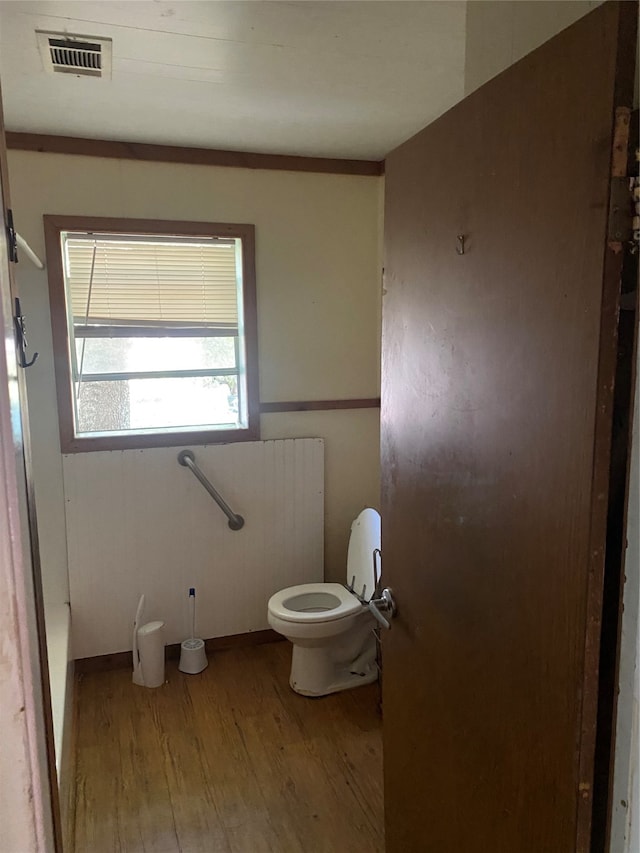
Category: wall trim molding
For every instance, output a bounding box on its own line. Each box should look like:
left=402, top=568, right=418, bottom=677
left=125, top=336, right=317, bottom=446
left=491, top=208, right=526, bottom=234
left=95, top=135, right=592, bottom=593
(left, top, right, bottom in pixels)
left=75, top=629, right=284, bottom=674
left=6, top=132, right=385, bottom=177
left=260, top=398, right=381, bottom=414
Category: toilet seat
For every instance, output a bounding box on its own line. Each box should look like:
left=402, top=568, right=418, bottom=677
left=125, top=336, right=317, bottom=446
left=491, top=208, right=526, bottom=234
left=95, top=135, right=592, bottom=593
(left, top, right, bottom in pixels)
left=268, top=583, right=361, bottom=624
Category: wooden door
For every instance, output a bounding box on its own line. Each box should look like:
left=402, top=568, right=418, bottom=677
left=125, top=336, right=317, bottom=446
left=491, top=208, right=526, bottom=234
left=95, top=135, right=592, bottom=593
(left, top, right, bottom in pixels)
left=380, top=3, right=637, bottom=851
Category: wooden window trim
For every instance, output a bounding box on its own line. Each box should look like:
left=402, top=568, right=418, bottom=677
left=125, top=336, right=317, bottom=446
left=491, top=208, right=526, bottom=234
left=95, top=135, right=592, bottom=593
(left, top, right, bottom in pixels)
left=43, top=215, right=260, bottom=453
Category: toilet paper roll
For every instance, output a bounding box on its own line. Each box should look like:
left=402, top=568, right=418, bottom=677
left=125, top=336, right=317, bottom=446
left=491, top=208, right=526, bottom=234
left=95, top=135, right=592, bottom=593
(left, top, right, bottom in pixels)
left=137, top=620, right=165, bottom=688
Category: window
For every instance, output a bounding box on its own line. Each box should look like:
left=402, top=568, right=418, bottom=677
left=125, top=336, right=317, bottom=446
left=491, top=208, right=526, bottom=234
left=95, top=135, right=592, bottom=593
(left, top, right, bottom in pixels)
left=44, top=216, right=259, bottom=452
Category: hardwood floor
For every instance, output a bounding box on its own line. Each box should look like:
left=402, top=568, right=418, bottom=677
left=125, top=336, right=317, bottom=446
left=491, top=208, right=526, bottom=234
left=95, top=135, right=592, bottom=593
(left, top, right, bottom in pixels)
left=71, top=641, right=384, bottom=853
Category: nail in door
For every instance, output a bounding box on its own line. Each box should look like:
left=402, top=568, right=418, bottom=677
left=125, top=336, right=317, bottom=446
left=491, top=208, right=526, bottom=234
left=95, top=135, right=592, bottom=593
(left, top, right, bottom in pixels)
left=381, top=3, right=636, bottom=851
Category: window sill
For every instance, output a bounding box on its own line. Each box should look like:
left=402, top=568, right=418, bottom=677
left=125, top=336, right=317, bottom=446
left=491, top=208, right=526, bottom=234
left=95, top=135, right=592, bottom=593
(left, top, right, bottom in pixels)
left=60, top=424, right=260, bottom=454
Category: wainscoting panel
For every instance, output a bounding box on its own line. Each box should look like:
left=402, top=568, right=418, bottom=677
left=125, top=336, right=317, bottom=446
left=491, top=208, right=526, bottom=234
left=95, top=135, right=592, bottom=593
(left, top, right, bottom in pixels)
left=63, top=439, right=324, bottom=658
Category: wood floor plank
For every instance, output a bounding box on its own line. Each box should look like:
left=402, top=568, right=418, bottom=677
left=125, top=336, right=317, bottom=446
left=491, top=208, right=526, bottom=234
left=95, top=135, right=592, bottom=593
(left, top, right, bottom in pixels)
left=120, top=682, right=196, bottom=852
left=73, top=641, right=384, bottom=852
left=184, top=673, right=286, bottom=852
left=263, top=644, right=383, bottom=838
left=237, top=645, right=382, bottom=852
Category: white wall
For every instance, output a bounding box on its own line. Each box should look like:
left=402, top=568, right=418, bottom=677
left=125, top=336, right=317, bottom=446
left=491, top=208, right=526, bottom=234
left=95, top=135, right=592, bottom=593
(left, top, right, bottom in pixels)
left=464, top=0, right=602, bottom=95
left=611, top=342, right=640, bottom=852
left=64, top=439, right=324, bottom=658
left=8, top=150, right=383, bottom=612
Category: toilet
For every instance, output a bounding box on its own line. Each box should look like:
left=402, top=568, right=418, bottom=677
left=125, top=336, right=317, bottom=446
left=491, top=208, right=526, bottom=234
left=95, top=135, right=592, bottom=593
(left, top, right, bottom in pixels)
left=267, top=507, right=381, bottom=697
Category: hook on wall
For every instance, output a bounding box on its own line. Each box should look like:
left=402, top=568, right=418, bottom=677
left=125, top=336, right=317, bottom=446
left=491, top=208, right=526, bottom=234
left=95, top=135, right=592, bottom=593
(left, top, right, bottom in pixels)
left=456, top=234, right=466, bottom=255
left=14, top=297, right=39, bottom=368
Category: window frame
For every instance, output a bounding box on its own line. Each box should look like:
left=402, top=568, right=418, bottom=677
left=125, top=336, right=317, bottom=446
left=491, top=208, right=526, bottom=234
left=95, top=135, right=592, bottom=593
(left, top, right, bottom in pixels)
left=44, top=215, right=260, bottom=453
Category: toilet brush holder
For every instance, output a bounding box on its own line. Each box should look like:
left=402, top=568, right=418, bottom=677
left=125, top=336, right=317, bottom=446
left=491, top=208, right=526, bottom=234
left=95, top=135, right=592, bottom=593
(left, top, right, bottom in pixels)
left=179, top=638, right=208, bottom=674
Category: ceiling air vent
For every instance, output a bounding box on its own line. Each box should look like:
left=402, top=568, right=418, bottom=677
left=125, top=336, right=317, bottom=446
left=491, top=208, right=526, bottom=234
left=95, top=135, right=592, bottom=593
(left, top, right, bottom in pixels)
left=36, top=31, right=112, bottom=78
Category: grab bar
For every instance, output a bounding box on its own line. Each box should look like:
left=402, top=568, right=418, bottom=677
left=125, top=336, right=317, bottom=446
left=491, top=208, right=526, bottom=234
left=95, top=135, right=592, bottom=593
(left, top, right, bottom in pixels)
left=177, top=450, right=245, bottom=531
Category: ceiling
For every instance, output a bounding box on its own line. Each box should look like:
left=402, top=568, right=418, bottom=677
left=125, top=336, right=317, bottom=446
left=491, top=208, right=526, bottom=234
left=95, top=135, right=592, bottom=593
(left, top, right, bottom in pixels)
left=0, top=0, right=467, bottom=160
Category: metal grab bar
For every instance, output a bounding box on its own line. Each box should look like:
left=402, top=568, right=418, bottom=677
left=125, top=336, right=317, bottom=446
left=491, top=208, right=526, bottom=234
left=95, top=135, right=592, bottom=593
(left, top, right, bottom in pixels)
left=177, top=450, right=245, bottom=531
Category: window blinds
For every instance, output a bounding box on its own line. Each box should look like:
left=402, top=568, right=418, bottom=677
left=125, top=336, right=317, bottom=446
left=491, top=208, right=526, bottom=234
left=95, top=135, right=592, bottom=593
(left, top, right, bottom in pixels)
left=64, top=234, right=240, bottom=330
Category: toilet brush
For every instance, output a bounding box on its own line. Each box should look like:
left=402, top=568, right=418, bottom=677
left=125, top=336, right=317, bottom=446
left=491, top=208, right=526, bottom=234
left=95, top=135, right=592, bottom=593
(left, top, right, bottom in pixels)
left=179, top=587, right=208, bottom=674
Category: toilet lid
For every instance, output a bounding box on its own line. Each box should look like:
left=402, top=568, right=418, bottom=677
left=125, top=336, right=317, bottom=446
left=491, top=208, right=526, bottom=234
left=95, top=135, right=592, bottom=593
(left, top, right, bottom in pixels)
left=346, top=508, right=381, bottom=602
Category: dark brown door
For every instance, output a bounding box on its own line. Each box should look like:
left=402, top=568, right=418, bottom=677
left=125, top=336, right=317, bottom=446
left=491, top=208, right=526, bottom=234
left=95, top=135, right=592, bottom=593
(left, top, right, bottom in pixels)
left=380, top=3, right=636, bottom=852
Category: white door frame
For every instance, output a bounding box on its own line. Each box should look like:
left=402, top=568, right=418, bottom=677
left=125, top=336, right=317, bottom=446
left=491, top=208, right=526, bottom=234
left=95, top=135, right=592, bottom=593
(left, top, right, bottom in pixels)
left=610, top=337, right=640, bottom=852
left=0, top=169, right=56, bottom=850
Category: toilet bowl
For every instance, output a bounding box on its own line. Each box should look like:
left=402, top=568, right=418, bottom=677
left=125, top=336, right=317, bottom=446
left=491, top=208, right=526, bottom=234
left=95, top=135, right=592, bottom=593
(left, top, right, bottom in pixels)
left=267, top=508, right=381, bottom=697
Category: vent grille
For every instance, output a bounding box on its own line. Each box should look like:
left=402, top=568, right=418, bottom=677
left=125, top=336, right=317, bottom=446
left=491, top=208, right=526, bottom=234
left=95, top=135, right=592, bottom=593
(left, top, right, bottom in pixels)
left=36, top=31, right=112, bottom=78
left=49, top=38, right=102, bottom=75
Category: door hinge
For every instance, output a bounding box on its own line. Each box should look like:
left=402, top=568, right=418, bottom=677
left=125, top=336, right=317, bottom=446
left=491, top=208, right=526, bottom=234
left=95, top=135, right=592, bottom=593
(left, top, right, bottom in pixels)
left=5, top=208, right=18, bottom=263
left=608, top=139, right=640, bottom=253
left=608, top=176, right=634, bottom=243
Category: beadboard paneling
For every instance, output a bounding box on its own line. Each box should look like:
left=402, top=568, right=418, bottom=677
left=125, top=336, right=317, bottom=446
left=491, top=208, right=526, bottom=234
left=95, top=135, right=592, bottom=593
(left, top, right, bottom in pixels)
left=63, top=438, right=324, bottom=658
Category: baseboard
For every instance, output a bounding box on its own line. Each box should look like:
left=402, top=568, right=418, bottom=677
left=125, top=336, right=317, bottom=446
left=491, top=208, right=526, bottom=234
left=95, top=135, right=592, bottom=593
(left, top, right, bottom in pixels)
left=75, top=629, right=284, bottom=674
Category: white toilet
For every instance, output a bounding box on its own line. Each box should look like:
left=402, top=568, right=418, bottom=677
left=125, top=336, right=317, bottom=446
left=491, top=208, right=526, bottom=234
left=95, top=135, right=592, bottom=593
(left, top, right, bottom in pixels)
left=267, top=507, right=381, bottom=697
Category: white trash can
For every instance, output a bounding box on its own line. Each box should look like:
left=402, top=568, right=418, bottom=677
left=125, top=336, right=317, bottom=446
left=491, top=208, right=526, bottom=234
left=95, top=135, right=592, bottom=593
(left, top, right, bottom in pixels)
left=132, top=620, right=165, bottom=688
